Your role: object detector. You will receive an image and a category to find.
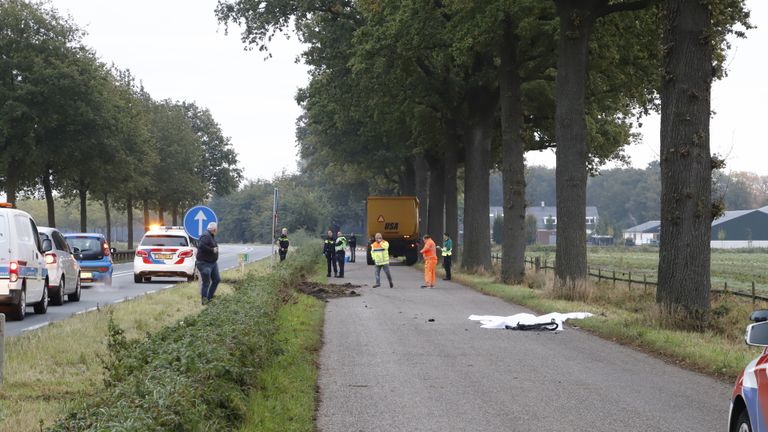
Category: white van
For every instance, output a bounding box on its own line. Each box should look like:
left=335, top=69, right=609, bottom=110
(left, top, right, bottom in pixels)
left=0, top=204, right=49, bottom=320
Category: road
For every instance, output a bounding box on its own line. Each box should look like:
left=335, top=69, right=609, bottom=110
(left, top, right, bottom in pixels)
left=318, top=261, right=732, bottom=432
left=5, top=244, right=271, bottom=337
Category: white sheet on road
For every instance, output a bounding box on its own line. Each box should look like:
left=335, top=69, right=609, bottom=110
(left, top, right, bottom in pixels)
left=468, top=312, right=593, bottom=331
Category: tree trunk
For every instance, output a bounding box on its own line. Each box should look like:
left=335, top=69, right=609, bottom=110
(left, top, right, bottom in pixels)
left=143, top=198, right=150, bottom=233
left=78, top=180, right=88, bottom=232
left=41, top=170, right=56, bottom=227
left=104, top=193, right=112, bottom=244
left=158, top=206, right=165, bottom=225
left=444, top=140, right=459, bottom=260
left=172, top=206, right=179, bottom=226
left=461, top=88, right=495, bottom=272
left=127, top=194, right=134, bottom=250
left=554, top=2, right=594, bottom=298
left=499, top=26, right=527, bottom=284
left=400, top=161, right=416, bottom=196
left=414, top=155, right=430, bottom=234
left=427, top=156, right=445, bottom=240
left=5, top=163, right=18, bottom=206
left=657, top=0, right=713, bottom=318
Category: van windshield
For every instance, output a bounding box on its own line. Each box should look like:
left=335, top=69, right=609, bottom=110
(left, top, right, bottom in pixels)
left=141, top=235, right=188, bottom=247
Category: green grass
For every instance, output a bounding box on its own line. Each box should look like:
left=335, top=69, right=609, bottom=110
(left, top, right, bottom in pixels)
left=451, top=270, right=765, bottom=381
left=524, top=246, right=768, bottom=294
left=239, top=293, right=324, bottom=432
left=0, top=269, right=247, bottom=432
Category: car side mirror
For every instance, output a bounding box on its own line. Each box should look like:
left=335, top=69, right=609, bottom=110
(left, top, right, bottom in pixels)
left=751, top=310, right=768, bottom=323
left=746, top=321, right=768, bottom=347
left=110, top=247, right=117, bottom=255
left=42, top=239, right=53, bottom=252
left=72, top=247, right=80, bottom=254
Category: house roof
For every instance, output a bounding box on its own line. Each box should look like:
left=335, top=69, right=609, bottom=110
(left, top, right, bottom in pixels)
left=624, top=220, right=661, bottom=233
left=526, top=206, right=599, bottom=219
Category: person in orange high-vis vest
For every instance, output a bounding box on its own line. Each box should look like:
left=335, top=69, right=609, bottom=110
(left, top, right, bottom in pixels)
left=420, top=234, right=437, bottom=288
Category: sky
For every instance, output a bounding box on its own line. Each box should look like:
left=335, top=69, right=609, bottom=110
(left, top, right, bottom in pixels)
left=49, top=0, right=768, bottom=181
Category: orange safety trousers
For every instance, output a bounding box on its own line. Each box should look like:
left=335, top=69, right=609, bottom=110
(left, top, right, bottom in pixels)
left=424, top=257, right=438, bottom=286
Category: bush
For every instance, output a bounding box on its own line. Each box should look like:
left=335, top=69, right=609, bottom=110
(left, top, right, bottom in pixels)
left=48, top=243, right=324, bottom=432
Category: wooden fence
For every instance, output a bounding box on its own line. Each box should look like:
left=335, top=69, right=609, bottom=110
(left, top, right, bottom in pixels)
left=490, top=253, right=768, bottom=304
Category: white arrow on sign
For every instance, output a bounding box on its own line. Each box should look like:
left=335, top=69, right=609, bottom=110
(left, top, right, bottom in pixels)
left=194, top=210, right=207, bottom=236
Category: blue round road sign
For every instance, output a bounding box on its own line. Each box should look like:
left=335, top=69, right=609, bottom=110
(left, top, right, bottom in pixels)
left=184, top=206, right=218, bottom=240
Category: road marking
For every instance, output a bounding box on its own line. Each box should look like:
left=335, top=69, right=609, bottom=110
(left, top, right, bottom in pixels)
left=113, top=298, right=125, bottom=304
left=146, top=290, right=157, bottom=294
left=113, top=271, right=133, bottom=277
left=22, top=322, right=50, bottom=332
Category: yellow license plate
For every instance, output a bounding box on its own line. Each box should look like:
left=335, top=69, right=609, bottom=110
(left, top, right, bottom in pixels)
left=155, top=254, right=173, bottom=260
left=81, top=272, right=93, bottom=279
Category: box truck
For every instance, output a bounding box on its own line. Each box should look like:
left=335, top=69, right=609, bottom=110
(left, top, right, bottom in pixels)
left=366, top=196, right=420, bottom=266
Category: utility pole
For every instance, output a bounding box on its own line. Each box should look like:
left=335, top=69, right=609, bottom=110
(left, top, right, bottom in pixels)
left=271, top=187, right=279, bottom=266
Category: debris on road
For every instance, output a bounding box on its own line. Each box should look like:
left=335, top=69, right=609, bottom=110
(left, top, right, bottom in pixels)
left=468, top=312, right=593, bottom=331
left=297, top=281, right=361, bottom=300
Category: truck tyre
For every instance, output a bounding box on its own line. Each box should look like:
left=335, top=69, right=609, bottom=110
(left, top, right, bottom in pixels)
left=405, top=250, right=418, bottom=266
left=367, top=246, right=375, bottom=265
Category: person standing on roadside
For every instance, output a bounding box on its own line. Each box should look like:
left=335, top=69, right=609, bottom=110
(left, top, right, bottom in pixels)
left=371, top=232, right=394, bottom=288
left=335, top=231, right=348, bottom=278
left=196, top=222, right=220, bottom=304
left=348, top=233, right=357, bottom=263
left=437, top=232, right=452, bottom=280
left=420, top=234, right=437, bottom=288
left=323, top=229, right=337, bottom=277
left=277, top=227, right=289, bottom=262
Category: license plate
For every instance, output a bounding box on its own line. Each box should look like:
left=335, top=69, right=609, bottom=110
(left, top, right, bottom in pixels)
left=155, top=253, right=173, bottom=260
left=81, top=272, right=93, bottom=279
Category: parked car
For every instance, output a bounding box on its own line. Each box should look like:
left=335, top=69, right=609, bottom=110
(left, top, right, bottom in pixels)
left=0, top=203, right=49, bottom=320
left=63, top=233, right=115, bottom=286
left=38, top=227, right=81, bottom=305
left=729, top=310, right=768, bottom=432
left=134, top=226, right=197, bottom=283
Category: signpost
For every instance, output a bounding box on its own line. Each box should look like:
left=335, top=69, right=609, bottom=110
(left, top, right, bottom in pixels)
left=183, top=206, right=218, bottom=240
left=271, top=188, right=279, bottom=266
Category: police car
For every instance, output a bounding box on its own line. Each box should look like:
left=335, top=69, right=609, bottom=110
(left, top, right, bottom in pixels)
left=730, top=310, right=768, bottom=432
left=133, top=226, right=197, bottom=283
left=0, top=203, right=49, bottom=320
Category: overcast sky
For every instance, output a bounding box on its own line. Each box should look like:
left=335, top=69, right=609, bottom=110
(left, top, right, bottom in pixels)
left=50, top=0, right=767, bottom=181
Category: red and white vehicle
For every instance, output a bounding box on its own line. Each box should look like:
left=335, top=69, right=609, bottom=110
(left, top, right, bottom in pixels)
left=133, top=226, right=197, bottom=283
left=730, top=310, right=768, bottom=432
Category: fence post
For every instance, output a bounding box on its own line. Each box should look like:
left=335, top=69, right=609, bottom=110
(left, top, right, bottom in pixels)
left=598, top=268, right=602, bottom=281
left=612, top=270, right=616, bottom=288
left=628, top=272, right=632, bottom=290
left=534, top=256, right=541, bottom=273
left=544, top=258, right=548, bottom=274
left=753, top=281, right=757, bottom=306
left=643, top=274, right=647, bottom=293
left=724, top=281, right=728, bottom=293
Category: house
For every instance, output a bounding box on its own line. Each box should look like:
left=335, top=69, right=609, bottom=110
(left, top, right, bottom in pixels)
left=623, top=220, right=661, bottom=245
left=489, top=202, right=599, bottom=245
left=711, top=206, right=768, bottom=248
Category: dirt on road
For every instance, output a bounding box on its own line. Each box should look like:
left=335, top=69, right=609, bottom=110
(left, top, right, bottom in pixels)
left=297, top=281, right=361, bottom=301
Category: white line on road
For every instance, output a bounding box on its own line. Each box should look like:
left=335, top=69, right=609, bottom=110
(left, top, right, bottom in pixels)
left=22, top=322, right=50, bottom=332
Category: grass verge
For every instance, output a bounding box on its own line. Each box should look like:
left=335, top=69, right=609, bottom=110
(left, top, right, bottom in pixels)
left=238, top=293, right=324, bottom=432
left=449, top=268, right=764, bottom=381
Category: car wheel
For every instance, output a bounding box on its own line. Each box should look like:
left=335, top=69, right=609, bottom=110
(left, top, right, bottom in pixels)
left=134, top=274, right=142, bottom=284
left=734, top=410, right=752, bottom=432
left=33, top=280, right=49, bottom=315
left=68, top=275, right=81, bottom=302
left=10, top=287, right=26, bottom=321
left=51, top=277, right=65, bottom=306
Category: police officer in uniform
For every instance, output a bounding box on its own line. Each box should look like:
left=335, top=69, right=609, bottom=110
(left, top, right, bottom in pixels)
left=335, top=231, right=348, bottom=278
left=277, top=228, right=289, bottom=261
left=323, top=229, right=338, bottom=277
left=438, top=232, right=453, bottom=280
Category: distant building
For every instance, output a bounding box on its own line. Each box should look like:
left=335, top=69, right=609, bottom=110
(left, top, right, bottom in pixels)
left=489, top=202, right=599, bottom=245
left=711, top=206, right=768, bottom=249
left=623, top=220, right=661, bottom=245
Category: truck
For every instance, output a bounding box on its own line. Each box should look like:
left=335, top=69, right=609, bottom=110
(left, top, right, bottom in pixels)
left=366, top=196, right=420, bottom=266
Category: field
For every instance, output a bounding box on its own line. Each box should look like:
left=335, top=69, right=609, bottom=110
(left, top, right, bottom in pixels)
left=524, top=246, right=768, bottom=295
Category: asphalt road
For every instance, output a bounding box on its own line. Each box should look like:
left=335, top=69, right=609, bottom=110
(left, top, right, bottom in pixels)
left=5, top=244, right=271, bottom=337
left=318, top=260, right=732, bottom=432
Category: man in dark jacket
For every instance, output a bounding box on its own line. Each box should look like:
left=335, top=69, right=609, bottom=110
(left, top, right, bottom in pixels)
left=196, top=222, right=220, bottom=305
left=323, top=229, right=337, bottom=277
left=277, top=228, right=289, bottom=261
left=348, top=233, right=357, bottom=263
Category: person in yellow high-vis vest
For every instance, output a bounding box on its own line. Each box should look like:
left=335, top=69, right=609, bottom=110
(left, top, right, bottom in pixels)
left=437, top=232, right=452, bottom=280
left=370, top=232, right=394, bottom=288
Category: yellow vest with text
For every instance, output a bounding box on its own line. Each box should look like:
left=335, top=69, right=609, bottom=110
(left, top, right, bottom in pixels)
left=371, top=240, right=390, bottom=265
